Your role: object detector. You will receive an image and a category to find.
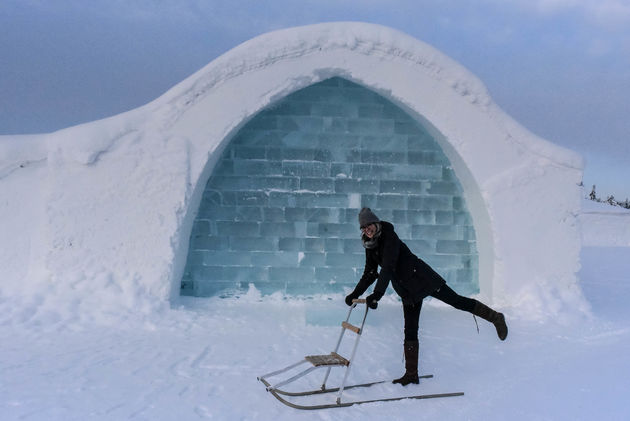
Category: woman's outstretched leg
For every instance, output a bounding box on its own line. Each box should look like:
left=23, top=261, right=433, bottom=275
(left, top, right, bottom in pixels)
left=471, top=301, right=508, bottom=340
left=431, top=285, right=508, bottom=340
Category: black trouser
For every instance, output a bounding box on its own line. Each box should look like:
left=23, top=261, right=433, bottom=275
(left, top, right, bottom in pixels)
left=403, top=284, right=476, bottom=341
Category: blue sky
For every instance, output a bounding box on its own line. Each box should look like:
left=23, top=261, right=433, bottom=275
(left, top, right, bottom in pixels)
left=1, top=0, right=629, bottom=199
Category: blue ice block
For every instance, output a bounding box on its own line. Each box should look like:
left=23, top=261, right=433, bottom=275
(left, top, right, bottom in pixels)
left=181, top=77, right=479, bottom=298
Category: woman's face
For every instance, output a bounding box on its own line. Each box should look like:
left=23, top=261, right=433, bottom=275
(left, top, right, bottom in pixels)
left=361, top=223, right=377, bottom=239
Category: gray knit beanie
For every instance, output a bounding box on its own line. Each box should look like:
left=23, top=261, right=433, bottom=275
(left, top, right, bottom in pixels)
left=358, top=207, right=380, bottom=228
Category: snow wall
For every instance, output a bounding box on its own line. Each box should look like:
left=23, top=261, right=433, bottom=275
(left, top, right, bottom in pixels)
left=0, top=22, right=589, bottom=322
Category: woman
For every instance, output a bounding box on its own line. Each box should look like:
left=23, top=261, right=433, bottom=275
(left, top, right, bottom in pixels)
left=345, top=208, right=508, bottom=386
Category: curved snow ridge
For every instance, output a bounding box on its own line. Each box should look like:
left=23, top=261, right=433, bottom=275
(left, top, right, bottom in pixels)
left=45, top=107, right=150, bottom=166
left=0, top=134, right=49, bottom=179
left=150, top=21, right=580, bottom=170
left=0, top=111, right=148, bottom=174
left=155, top=22, right=492, bottom=121
left=488, top=112, right=584, bottom=170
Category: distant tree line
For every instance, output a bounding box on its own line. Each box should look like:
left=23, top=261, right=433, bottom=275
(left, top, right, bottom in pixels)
left=588, top=185, right=630, bottom=209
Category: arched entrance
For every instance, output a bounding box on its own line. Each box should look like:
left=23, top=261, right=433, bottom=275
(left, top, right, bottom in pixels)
left=180, top=77, right=478, bottom=298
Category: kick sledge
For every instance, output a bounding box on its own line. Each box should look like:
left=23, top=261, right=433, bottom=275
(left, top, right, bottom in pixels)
left=257, top=299, right=464, bottom=410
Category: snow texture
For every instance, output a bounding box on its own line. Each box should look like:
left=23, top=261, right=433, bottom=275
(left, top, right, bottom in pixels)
left=1, top=246, right=629, bottom=420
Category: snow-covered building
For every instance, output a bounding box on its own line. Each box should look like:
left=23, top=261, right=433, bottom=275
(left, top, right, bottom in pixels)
left=0, top=23, right=589, bottom=316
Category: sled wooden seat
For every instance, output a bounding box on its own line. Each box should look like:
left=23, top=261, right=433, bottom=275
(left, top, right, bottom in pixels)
left=305, top=352, right=349, bottom=367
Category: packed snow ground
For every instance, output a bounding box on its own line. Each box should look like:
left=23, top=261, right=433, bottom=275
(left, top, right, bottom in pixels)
left=1, top=246, right=628, bottom=421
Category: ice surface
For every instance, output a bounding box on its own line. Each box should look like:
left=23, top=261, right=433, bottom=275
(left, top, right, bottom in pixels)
left=181, top=78, right=478, bottom=298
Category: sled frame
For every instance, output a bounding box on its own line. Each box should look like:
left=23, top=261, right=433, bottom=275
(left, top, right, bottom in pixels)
left=258, top=299, right=369, bottom=405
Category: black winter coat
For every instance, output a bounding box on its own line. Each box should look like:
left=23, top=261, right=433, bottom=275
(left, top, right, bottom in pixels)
left=353, top=221, right=445, bottom=305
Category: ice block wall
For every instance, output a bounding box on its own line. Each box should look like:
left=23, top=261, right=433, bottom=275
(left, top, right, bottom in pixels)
left=180, top=77, right=478, bottom=297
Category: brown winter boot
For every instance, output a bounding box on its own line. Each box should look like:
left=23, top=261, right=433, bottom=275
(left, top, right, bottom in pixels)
left=392, top=340, right=419, bottom=386
left=473, top=301, right=508, bottom=340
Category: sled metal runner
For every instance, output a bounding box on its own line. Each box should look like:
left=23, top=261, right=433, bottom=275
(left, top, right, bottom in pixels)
left=257, top=299, right=464, bottom=409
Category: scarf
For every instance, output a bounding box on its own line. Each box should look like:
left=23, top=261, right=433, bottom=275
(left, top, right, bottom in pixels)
left=361, top=222, right=382, bottom=249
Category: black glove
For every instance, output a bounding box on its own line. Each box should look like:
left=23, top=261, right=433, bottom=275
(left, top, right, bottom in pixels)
left=345, top=292, right=358, bottom=306
left=365, top=291, right=383, bottom=310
